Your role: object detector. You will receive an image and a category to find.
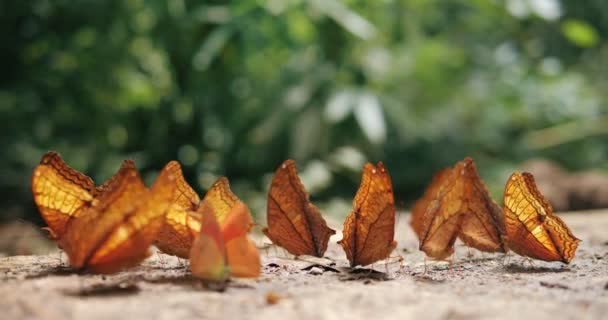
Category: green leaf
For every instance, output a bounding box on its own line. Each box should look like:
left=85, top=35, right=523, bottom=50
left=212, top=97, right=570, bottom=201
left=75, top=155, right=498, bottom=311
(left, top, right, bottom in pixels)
left=561, top=19, right=599, bottom=48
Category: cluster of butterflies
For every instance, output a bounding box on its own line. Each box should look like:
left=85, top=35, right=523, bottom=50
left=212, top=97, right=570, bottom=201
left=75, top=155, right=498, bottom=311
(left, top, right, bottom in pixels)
left=411, top=157, right=580, bottom=264
left=31, top=152, right=580, bottom=282
left=31, top=152, right=395, bottom=280
left=32, top=152, right=259, bottom=280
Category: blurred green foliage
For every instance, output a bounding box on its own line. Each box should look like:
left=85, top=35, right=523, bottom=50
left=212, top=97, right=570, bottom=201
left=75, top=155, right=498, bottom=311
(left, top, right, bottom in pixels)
left=1, top=0, right=608, bottom=222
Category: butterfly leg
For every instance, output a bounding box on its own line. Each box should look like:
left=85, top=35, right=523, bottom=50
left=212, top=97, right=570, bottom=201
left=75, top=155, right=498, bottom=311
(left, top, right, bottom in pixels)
left=423, top=256, right=428, bottom=275
left=447, top=256, right=455, bottom=275
left=522, top=257, right=537, bottom=268
left=466, top=247, right=474, bottom=260
left=156, top=252, right=165, bottom=268
left=59, top=250, right=64, bottom=266
left=385, top=255, right=405, bottom=274
left=500, top=252, right=511, bottom=267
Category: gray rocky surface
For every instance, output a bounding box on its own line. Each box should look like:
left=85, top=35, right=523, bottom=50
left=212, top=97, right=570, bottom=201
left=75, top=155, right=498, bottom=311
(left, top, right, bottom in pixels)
left=1, top=211, right=607, bottom=320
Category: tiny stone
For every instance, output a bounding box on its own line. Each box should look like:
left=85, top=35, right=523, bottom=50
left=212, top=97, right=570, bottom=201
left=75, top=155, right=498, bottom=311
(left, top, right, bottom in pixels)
left=309, top=267, right=323, bottom=275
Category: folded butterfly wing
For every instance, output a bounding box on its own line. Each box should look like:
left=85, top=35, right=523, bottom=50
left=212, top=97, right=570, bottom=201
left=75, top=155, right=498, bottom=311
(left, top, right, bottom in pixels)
left=31, top=152, right=98, bottom=239
left=411, top=158, right=506, bottom=260
left=411, top=167, right=462, bottom=260
left=86, top=164, right=176, bottom=273
left=155, top=161, right=202, bottom=258
left=503, top=172, right=580, bottom=263
left=339, top=162, right=397, bottom=267
left=264, top=160, right=335, bottom=257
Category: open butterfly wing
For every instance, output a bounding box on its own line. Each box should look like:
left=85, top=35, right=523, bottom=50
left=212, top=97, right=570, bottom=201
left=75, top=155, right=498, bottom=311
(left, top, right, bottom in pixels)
left=504, top=172, right=580, bottom=263
left=155, top=161, right=202, bottom=258
left=31, top=152, right=97, bottom=239
left=264, top=160, right=335, bottom=257
left=339, top=162, right=396, bottom=267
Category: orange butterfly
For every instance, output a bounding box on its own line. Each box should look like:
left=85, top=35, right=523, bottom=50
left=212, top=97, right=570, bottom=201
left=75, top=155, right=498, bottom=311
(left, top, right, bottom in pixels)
left=263, top=160, right=336, bottom=258
left=338, top=162, right=397, bottom=267
left=32, top=152, right=176, bottom=273
left=503, top=172, right=580, bottom=263
left=190, top=178, right=260, bottom=281
left=410, top=157, right=506, bottom=260
left=154, top=161, right=202, bottom=258
left=32, top=152, right=101, bottom=240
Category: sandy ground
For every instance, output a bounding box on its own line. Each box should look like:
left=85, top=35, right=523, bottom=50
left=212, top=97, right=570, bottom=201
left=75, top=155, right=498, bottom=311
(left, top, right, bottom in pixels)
left=1, top=211, right=607, bottom=320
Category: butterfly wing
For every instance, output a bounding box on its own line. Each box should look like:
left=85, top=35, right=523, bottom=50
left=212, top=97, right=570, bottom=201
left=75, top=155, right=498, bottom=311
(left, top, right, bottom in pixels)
left=504, top=172, right=580, bottom=263
left=200, top=178, right=260, bottom=277
left=155, top=161, right=202, bottom=258
left=544, top=214, right=580, bottom=263
left=86, top=162, right=176, bottom=273
left=31, top=152, right=97, bottom=239
left=190, top=202, right=229, bottom=281
left=225, top=235, right=260, bottom=278
left=201, top=177, right=238, bottom=224
left=339, top=162, right=397, bottom=267
left=264, top=160, right=335, bottom=257
left=410, top=166, right=463, bottom=260
left=457, top=158, right=506, bottom=253
left=411, top=158, right=506, bottom=260
left=221, top=201, right=254, bottom=243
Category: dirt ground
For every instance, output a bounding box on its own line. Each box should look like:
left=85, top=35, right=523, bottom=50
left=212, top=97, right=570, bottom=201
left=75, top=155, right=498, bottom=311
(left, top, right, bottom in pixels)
left=1, top=211, right=607, bottom=320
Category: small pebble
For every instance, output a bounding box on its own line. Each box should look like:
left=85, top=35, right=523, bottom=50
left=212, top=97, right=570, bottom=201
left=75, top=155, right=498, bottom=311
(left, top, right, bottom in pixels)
left=309, top=267, right=323, bottom=275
